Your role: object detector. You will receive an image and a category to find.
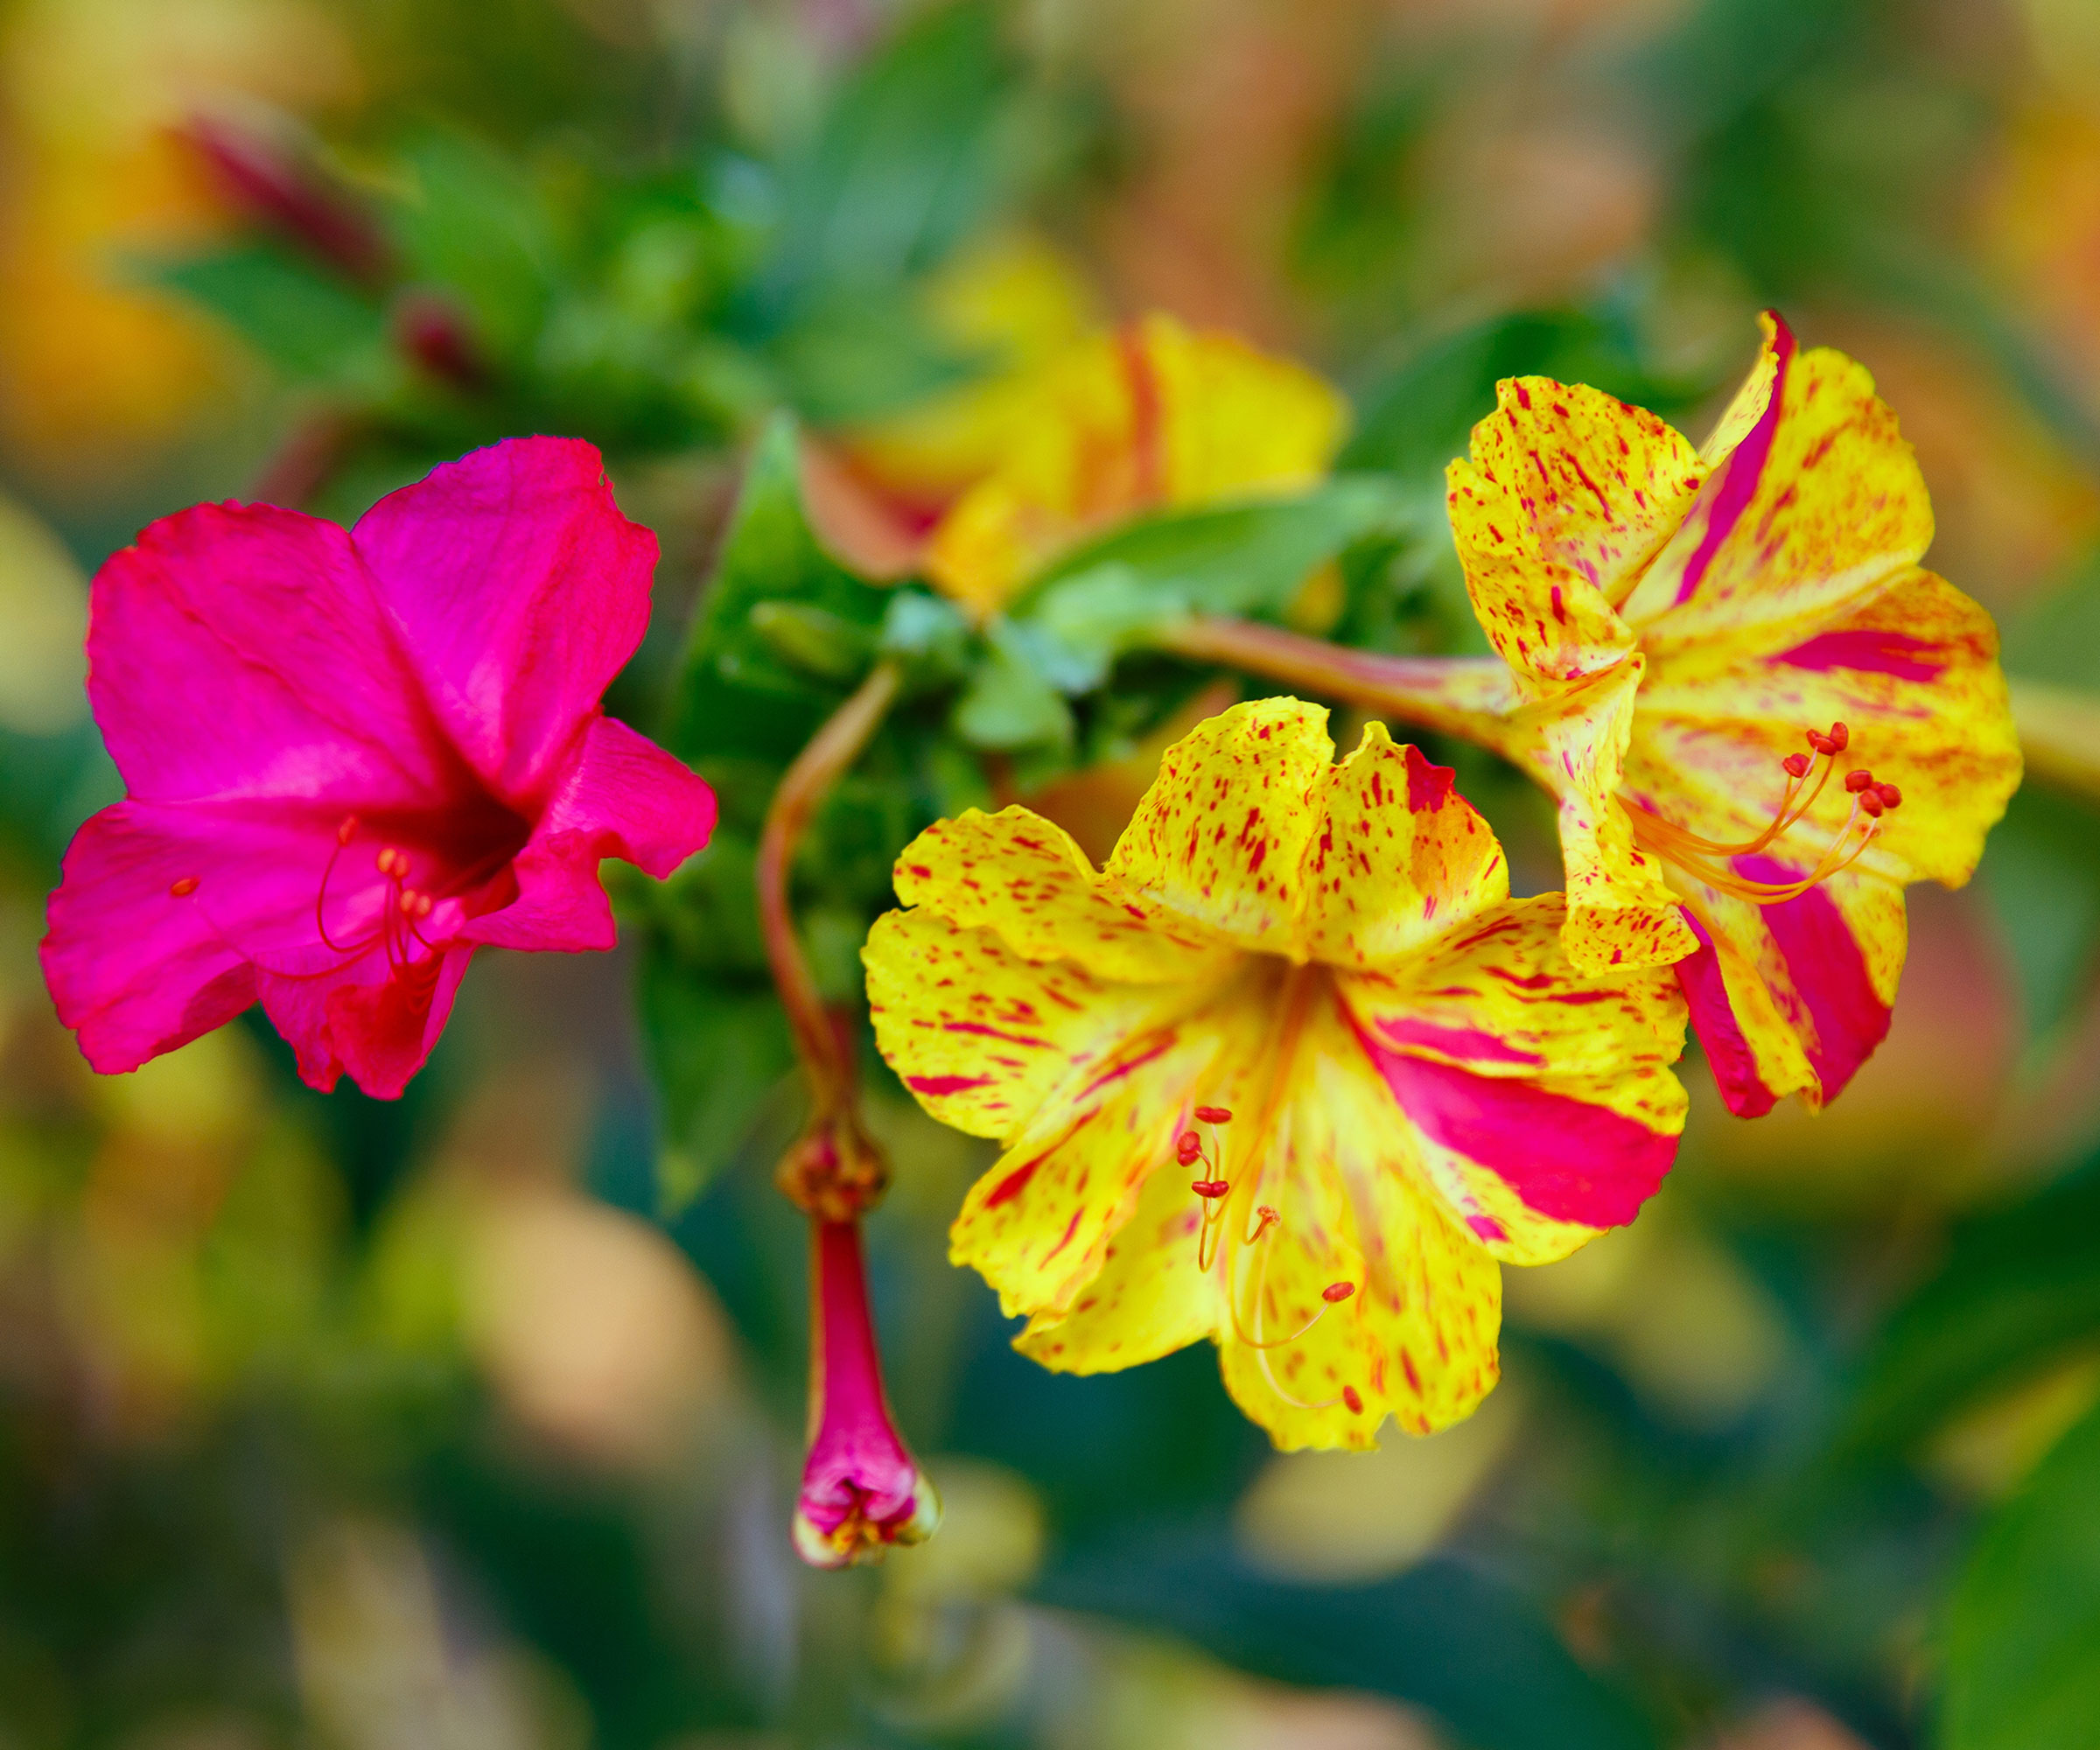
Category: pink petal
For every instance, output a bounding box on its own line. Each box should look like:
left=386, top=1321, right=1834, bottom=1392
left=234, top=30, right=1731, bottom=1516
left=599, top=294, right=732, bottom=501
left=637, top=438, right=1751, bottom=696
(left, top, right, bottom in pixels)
left=88, top=502, right=464, bottom=808
left=1673, top=908, right=1780, bottom=1118
left=351, top=438, right=658, bottom=806
left=40, top=802, right=259, bottom=1074
left=458, top=713, right=716, bottom=953
left=256, top=944, right=473, bottom=1098
left=1732, top=855, right=1893, bottom=1104
left=1369, top=1042, right=1677, bottom=1228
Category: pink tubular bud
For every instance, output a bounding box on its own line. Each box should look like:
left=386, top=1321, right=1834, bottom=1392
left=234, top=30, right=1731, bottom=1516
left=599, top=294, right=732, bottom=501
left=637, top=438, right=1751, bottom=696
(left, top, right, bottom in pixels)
left=791, top=1221, right=940, bottom=1570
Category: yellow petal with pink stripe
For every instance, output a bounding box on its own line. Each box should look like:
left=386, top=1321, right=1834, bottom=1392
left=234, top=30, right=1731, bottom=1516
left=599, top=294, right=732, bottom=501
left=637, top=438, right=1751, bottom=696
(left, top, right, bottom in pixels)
left=924, top=313, right=1347, bottom=617
left=868, top=696, right=1690, bottom=1450
left=1619, top=314, right=1936, bottom=652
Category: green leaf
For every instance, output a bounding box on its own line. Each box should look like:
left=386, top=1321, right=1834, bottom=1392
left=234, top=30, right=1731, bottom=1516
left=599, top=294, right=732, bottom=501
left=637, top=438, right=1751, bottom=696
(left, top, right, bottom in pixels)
left=390, top=130, right=559, bottom=360
left=637, top=956, right=794, bottom=1216
left=769, top=0, right=1019, bottom=290
left=1944, top=1400, right=2100, bottom=1750
left=1004, top=476, right=1425, bottom=681
left=662, top=413, right=892, bottom=767
left=1840, top=1163, right=2100, bottom=1460
left=149, top=244, right=387, bottom=380
left=951, top=626, right=1074, bottom=752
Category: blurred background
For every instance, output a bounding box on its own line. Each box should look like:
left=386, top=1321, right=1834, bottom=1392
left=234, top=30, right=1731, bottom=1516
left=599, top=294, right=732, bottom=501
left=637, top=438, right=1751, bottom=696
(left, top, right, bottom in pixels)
left=7, top=0, right=2100, bottom=1746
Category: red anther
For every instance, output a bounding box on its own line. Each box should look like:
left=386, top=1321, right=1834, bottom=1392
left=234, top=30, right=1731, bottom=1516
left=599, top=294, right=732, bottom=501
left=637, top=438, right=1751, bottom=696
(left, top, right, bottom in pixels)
left=376, top=846, right=406, bottom=877
left=1191, top=1179, right=1230, bottom=1199
left=398, top=887, right=424, bottom=914
left=1194, top=1104, right=1233, bottom=1124
left=1256, top=1204, right=1278, bottom=1223
left=1875, top=782, right=1902, bottom=808
left=1176, top=1131, right=1203, bottom=1164
left=1844, top=769, right=1875, bottom=794
left=337, top=814, right=359, bottom=845
left=1808, top=731, right=1835, bottom=756
left=1322, top=1282, right=1355, bottom=1303
left=169, top=876, right=200, bottom=897
left=1342, top=1386, right=1364, bottom=1415
left=1782, top=752, right=1810, bottom=779
left=1858, top=790, right=1885, bottom=817
left=1828, top=722, right=1849, bottom=752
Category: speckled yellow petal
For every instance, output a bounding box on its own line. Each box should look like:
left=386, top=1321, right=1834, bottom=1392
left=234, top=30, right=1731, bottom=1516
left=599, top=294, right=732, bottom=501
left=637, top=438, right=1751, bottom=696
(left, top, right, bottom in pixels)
left=1620, top=315, right=1936, bottom=656
left=1339, top=895, right=1688, bottom=1268
left=923, top=313, right=1347, bottom=616
left=892, top=807, right=1230, bottom=983
left=946, top=959, right=1265, bottom=1320
left=1105, top=696, right=1333, bottom=956
left=1298, top=724, right=1508, bottom=971
left=1668, top=866, right=1907, bottom=1116
left=1633, top=566, right=2020, bottom=890
left=1514, top=664, right=1699, bottom=974
left=1213, top=978, right=1503, bottom=1449
left=1446, top=380, right=1691, bottom=696
left=864, top=905, right=1191, bottom=1139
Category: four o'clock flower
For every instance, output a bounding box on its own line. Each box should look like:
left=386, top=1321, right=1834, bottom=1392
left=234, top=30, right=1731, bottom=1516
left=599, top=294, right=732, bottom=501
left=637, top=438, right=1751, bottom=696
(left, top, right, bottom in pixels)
left=864, top=699, right=1689, bottom=1449
left=40, top=438, right=717, bottom=1098
left=1432, top=312, right=2020, bottom=1115
left=920, top=312, right=1348, bottom=619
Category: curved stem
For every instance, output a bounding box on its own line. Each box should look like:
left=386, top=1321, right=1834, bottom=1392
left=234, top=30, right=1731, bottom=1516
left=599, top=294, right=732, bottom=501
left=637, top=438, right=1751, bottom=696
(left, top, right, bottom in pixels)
left=757, top=660, right=902, bottom=1216
left=1153, top=615, right=1529, bottom=762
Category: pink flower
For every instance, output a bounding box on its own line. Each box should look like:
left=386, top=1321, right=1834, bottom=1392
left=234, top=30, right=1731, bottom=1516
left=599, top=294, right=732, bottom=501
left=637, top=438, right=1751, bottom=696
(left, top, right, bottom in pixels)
left=41, top=438, right=717, bottom=1098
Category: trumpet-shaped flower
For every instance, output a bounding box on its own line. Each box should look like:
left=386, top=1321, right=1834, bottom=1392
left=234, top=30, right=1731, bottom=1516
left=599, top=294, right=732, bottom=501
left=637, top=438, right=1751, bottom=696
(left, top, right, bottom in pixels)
left=864, top=699, right=1688, bottom=1449
left=1444, top=312, right=2020, bottom=1115
left=921, top=312, right=1348, bottom=618
left=42, top=438, right=717, bottom=1098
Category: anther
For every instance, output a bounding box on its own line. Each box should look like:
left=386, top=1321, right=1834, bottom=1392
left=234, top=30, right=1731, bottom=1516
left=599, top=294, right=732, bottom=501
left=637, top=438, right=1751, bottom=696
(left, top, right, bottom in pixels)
left=398, top=888, right=433, bottom=918
left=1191, top=1179, right=1230, bottom=1199
left=1875, top=782, right=1901, bottom=809
left=1194, top=1105, right=1233, bottom=1124
left=1858, top=790, right=1885, bottom=817
left=1782, top=752, right=1810, bottom=779
left=169, top=876, right=200, bottom=897
left=1844, top=768, right=1875, bottom=794
left=1176, top=1130, right=1203, bottom=1165
left=375, top=846, right=407, bottom=877
left=1828, top=721, right=1849, bottom=752
left=1808, top=731, right=1835, bottom=756
left=1322, top=1282, right=1355, bottom=1303
left=1342, top=1386, right=1364, bottom=1415
left=337, top=815, right=359, bottom=846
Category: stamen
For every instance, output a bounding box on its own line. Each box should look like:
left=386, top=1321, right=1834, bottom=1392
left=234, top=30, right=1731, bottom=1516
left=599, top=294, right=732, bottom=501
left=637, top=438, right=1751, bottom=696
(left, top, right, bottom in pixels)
left=1176, top=1130, right=1204, bottom=1166
left=169, top=876, right=200, bottom=897
left=1623, top=721, right=1900, bottom=907
left=1194, top=1105, right=1233, bottom=1124
left=1322, top=1282, right=1356, bottom=1303
left=1191, top=1179, right=1230, bottom=1199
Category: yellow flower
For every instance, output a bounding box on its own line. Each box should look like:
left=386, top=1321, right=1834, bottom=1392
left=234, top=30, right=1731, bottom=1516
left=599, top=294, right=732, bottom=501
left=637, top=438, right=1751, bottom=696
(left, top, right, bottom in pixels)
left=864, top=699, right=1689, bottom=1450
left=1444, top=312, right=2021, bottom=1115
left=923, top=312, right=1348, bottom=618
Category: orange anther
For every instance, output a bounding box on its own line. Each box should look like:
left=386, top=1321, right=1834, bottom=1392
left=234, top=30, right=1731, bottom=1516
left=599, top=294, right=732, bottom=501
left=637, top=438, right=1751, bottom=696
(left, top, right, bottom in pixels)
left=1194, top=1105, right=1233, bottom=1124
left=1322, top=1282, right=1355, bottom=1303
left=375, top=846, right=405, bottom=877
left=1342, top=1386, right=1363, bottom=1415
left=415, top=892, right=434, bottom=918
left=337, top=815, right=360, bottom=845
left=169, top=876, right=200, bottom=897
left=1844, top=768, right=1875, bottom=794
left=398, top=887, right=424, bottom=914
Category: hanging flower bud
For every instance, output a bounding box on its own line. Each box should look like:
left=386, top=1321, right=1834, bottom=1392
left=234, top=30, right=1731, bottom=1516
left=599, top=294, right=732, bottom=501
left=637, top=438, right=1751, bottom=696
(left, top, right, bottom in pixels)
left=791, top=1221, right=941, bottom=1569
